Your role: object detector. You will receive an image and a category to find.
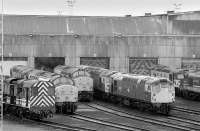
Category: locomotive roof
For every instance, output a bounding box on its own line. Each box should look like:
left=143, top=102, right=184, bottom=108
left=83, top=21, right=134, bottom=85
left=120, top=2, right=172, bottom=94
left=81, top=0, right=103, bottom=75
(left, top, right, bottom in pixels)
left=188, top=72, right=200, bottom=78
left=100, top=70, right=118, bottom=77
left=5, top=77, right=19, bottom=84
left=78, top=65, right=104, bottom=73
left=110, top=72, right=124, bottom=80
left=111, top=73, right=170, bottom=84
left=17, top=79, right=39, bottom=88
left=55, top=65, right=92, bottom=78
left=76, top=65, right=90, bottom=69
left=55, top=65, right=81, bottom=73
left=28, top=69, right=46, bottom=76
left=21, top=68, right=34, bottom=74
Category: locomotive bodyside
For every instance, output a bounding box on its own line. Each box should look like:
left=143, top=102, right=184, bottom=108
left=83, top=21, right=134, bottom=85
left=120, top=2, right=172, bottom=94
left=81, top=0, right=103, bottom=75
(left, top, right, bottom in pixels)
left=110, top=74, right=174, bottom=114
left=98, top=70, right=119, bottom=99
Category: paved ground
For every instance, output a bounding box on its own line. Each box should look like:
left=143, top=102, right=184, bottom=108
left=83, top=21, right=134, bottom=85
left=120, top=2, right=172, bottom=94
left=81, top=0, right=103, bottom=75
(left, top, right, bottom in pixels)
left=2, top=116, right=64, bottom=131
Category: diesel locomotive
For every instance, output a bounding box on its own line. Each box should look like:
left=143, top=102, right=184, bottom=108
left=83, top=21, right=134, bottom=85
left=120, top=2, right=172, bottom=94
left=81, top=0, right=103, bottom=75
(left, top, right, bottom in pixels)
left=9, top=65, right=78, bottom=114
left=54, top=65, right=93, bottom=101
left=3, top=78, right=55, bottom=119
left=174, top=70, right=200, bottom=101
left=81, top=65, right=175, bottom=115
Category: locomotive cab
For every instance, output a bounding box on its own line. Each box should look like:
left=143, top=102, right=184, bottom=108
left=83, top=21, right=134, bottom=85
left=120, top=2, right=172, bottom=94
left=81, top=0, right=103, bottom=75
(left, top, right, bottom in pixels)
left=3, top=78, right=19, bottom=106
left=150, top=78, right=175, bottom=103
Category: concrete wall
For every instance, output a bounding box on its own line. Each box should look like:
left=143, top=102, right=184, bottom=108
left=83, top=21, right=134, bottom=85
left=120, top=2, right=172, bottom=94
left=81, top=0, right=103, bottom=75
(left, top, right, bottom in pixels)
left=2, top=34, right=200, bottom=72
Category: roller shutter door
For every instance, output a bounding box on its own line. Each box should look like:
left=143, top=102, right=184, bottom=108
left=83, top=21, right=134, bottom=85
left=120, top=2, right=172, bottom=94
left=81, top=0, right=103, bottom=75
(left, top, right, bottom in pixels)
left=35, top=57, right=65, bottom=72
left=129, top=57, right=158, bottom=75
left=80, top=57, right=110, bottom=69
left=1, top=57, right=28, bottom=76
left=182, top=58, right=200, bottom=70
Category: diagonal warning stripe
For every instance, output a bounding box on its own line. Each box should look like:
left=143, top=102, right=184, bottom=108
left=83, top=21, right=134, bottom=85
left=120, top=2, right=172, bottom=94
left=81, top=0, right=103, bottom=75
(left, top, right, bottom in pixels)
left=38, top=85, right=48, bottom=92
left=34, top=94, right=53, bottom=106
left=30, top=81, right=55, bottom=107
left=38, top=89, right=49, bottom=96
left=31, top=94, right=51, bottom=106
left=31, top=92, right=55, bottom=107
left=38, top=83, right=48, bottom=90
left=37, top=99, right=49, bottom=107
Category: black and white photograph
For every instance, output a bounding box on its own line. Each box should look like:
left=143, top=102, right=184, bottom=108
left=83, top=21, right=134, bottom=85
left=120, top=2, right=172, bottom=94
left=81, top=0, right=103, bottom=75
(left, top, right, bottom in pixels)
left=0, top=0, right=200, bottom=131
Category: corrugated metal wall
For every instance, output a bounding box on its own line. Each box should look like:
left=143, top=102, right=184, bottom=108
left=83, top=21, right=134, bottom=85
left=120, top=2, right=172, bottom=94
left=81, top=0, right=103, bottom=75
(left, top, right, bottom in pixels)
left=1, top=12, right=200, bottom=72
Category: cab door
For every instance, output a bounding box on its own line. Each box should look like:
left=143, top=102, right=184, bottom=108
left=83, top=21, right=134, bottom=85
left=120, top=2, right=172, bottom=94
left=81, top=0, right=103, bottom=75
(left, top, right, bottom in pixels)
left=10, top=84, right=16, bottom=104
left=26, top=88, right=29, bottom=107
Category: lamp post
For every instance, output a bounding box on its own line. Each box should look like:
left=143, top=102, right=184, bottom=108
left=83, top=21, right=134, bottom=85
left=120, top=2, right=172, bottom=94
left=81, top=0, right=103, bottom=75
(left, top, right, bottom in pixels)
left=1, top=0, right=3, bottom=127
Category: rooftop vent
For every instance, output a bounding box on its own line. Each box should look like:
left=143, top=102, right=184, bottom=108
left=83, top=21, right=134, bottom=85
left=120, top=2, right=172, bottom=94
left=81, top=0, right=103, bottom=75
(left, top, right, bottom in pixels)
left=145, top=13, right=151, bottom=16
left=167, top=11, right=175, bottom=14
left=125, top=14, right=132, bottom=17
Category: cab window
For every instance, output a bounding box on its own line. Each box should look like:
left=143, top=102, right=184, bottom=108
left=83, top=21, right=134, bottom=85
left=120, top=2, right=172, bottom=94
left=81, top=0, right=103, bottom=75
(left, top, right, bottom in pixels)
left=48, top=87, right=55, bottom=96
left=32, top=87, right=38, bottom=96
left=193, top=79, right=200, bottom=86
left=17, top=87, right=23, bottom=98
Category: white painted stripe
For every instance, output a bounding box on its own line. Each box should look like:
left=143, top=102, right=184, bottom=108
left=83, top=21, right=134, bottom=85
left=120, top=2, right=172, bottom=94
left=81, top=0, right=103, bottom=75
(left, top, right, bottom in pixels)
left=48, top=96, right=55, bottom=104
left=38, top=85, right=48, bottom=92
left=37, top=99, right=49, bottom=107
left=31, top=94, right=45, bottom=106
left=44, top=82, right=50, bottom=87
left=40, top=103, right=45, bottom=107
left=45, top=94, right=55, bottom=105
left=30, top=96, right=34, bottom=100
left=38, top=89, right=49, bottom=96
left=33, top=82, right=38, bottom=87
left=37, top=81, right=43, bottom=88
left=37, top=95, right=54, bottom=106
left=48, top=82, right=53, bottom=86
left=30, top=96, right=38, bottom=105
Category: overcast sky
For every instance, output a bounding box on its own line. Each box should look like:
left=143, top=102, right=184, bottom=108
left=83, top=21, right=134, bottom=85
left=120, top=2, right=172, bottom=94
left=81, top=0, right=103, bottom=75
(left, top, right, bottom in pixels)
left=1, top=0, right=200, bottom=16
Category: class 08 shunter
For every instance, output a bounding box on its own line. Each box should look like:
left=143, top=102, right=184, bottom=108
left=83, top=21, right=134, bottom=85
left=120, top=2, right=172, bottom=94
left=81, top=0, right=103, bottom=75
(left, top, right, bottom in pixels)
left=9, top=65, right=78, bottom=114
left=3, top=78, right=55, bottom=119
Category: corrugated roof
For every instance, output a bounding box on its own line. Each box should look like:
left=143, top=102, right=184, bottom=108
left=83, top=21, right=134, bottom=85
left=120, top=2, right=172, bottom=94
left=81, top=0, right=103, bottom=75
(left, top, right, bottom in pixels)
left=2, top=14, right=167, bottom=35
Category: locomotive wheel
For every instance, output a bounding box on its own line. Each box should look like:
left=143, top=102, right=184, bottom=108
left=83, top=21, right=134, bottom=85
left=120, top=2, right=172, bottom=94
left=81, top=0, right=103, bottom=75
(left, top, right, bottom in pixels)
left=89, top=96, right=93, bottom=102
left=161, top=104, right=170, bottom=115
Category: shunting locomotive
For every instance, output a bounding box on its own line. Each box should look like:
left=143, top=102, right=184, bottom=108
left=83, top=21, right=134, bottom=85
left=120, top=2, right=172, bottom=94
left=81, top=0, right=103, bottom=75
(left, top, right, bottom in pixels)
left=8, top=65, right=78, bottom=114
left=3, top=78, right=55, bottom=119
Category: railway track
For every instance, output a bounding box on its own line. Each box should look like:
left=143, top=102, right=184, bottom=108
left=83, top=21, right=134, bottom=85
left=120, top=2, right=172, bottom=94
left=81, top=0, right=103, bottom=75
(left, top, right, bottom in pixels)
left=71, top=113, right=149, bottom=131
left=4, top=114, right=95, bottom=131
left=86, top=102, right=200, bottom=131
left=173, top=106, right=200, bottom=115
left=27, top=119, right=96, bottom=131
